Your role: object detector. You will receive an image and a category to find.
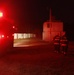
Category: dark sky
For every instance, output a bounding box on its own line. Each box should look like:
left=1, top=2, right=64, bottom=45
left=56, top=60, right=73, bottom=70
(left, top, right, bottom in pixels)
left=0, top=0, right=74, bottom=39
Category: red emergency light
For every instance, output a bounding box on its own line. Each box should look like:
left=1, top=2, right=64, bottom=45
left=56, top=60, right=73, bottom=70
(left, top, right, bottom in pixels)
left=0, top=12, right=3, bottom=18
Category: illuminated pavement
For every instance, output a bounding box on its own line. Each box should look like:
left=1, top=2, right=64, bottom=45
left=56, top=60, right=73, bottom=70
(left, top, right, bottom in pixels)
left=13, top=39, right=49, bottom=47
left=0, top=41, right=74, bottom=75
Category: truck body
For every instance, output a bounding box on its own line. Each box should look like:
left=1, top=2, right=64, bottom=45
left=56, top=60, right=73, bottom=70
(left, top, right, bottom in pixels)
left=0, top=19, right=14, bottom=54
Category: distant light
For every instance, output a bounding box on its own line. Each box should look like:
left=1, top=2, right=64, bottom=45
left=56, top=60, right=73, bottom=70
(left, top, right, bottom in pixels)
left=0, top=12, right=3, bottom=18
left=13, top=26, right=15, bottom=28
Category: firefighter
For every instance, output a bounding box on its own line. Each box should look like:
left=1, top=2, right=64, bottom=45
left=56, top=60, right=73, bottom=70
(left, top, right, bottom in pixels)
left=60, top=32, right=68, bottom=55
left=53, top=33, right=60, bottom=53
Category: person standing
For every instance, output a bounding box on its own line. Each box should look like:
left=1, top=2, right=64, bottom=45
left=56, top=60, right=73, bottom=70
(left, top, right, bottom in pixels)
left=60, top=32, right=68, bottom=55
left=53, top=33, right=60, bottom=53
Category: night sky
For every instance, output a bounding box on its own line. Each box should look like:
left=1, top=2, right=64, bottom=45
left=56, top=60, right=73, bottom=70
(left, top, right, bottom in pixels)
left=0, top=0, right=74, bottom=40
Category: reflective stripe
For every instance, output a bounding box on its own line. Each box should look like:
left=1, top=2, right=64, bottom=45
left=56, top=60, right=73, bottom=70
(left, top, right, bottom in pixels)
left=55, top=39, right=59, bottom=41
left=60, top=40, right=67, bottom=41
left=61, top=44, right=67, bottom=46
left=54, top=43, right=59, bottom=45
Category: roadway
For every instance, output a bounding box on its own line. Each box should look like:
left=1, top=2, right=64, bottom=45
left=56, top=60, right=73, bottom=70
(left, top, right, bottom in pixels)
left=0, top=39, right=74, bottom=75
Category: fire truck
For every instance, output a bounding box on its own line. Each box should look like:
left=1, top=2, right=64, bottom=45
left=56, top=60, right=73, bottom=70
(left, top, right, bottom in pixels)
left=0, top=18, right=15, bottom=54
